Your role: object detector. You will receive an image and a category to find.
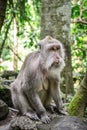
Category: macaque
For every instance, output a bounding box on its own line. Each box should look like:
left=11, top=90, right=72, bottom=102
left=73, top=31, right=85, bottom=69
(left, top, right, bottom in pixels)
left=10, top=36, right=66, bottom=123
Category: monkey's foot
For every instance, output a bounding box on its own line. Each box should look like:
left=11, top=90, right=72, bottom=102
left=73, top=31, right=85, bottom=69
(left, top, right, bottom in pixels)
left=24, top=112, right=40, bottom=121
left=57, top=110, right=68, bottom=115
left=45, top=105, right=55, bottom=113
left=46, top=105, right=68, bottom=115
left=41, top=114, right=51, bottom=124
left=51, top=106, right=68, bottom=115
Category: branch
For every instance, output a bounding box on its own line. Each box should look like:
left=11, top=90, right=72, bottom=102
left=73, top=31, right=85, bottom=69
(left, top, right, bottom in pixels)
left=0, top=16, right=13, bottom=57
left=72, top=19, right=87, bottom=25
left=26, top=17, right=38, bottom=44
left=72, top=47, right=86, bottom=52
left=0, top=0, right=7, bottom=30
left=0, top=0, right=18, bottom=57
left=72, top=0, right=87, bottom=25
left=7, top=46, right=23, bottom=62
left=77, top=20, right=87, bottom=25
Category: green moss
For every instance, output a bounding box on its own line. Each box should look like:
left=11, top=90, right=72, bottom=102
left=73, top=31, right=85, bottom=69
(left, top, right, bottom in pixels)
left=68, top=90, right=87, bottom=117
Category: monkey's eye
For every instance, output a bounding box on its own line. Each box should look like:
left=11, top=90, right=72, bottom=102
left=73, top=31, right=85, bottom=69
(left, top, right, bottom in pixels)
left=57, top=45, right=60, bottom=50
left=49, top=46, right=60, bottom=51
left=51, top=47, right=56, bottom=51
left=48, top=47, right=55, bottom=51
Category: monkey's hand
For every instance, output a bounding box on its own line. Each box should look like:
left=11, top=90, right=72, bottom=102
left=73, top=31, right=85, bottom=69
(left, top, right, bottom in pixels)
left=40, top=113, right=50, bottom=124
left=24, top=112, right=40, bottom=121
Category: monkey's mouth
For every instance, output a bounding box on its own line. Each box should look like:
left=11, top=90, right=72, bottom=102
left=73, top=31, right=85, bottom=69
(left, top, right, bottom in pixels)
left=51, top=62, right=60, bottom=68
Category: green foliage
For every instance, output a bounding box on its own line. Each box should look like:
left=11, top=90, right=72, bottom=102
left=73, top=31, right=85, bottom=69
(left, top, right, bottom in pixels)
left=1, top=48, right=11, bottom=60
left=72, top=5, right=80, bottom=18
left=0, top=0, right=41, bottom=70
left=71, top=0, right=87, bottom=85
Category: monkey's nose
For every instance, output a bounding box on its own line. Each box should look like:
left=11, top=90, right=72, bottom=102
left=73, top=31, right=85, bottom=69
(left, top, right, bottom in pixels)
left=56, top=55, right=60, bottom=60
left=55, top=57, right=59, bottom=62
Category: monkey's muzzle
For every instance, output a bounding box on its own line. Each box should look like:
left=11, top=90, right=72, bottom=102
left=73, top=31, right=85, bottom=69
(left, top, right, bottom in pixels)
left=51, top=61, right=60, bottom=68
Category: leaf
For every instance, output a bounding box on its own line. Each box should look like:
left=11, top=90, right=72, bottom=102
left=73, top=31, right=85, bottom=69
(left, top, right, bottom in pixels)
left=82, top=10, right=87, bottom=19
left=71, top=5, right=80, bottom=18
left=83, top=0, right=87, bottom=7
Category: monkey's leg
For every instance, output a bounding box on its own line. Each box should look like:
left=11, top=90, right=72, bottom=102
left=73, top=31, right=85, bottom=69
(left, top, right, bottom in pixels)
left=11, top=86, right=39, bottom=120
left=19, top=92, right=40, bottom=120
left=23, top=87, right=50, bottom=123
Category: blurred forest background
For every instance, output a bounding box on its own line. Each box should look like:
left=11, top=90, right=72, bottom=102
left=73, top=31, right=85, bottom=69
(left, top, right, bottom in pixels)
left=0, top=0, right=87, bottom=113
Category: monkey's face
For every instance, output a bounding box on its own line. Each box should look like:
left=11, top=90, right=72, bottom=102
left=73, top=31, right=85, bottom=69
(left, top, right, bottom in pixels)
left=46, top=43, right=65, bottom=70
left=40, top=40, right=65, bottom=73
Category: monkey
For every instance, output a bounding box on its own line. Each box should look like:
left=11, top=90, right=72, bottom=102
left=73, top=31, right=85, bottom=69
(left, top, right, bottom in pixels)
left=10, top=36, right=66, bottom=124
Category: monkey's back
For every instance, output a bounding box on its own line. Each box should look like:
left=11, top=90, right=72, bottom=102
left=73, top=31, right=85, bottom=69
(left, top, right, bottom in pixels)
left=17, top=51, right=41, bottom=87
left=21, top=51, right=40, bottom=71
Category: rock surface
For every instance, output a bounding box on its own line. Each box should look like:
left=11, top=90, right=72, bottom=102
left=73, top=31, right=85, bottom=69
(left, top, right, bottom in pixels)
left=0, top=100, right=9, bottom=120
left=8, top=115, right=87, bottom=130
left=0, top=111, right=87, bottom=130
left=1, top=70, right=18, bottom=79
left=37, top=116, right=87, bottom=130
left=0, top=78, right=13, bottom=107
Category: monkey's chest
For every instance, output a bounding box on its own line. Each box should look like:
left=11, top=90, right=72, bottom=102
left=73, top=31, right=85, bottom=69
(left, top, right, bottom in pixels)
left=37, top=79, right=49, bottom=104
left=36, top=77, right=49, bottom=92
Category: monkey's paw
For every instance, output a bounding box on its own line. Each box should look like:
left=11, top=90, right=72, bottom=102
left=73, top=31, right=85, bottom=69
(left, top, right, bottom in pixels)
left=24, top=112, right=40, bottom=121
left=41, top=114, right=51, bottom=124
left=57, top=109, right=68, bottom=115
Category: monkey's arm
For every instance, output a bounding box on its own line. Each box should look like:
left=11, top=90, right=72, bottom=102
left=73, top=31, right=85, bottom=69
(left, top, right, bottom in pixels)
left=50, top=81, right=66, bottom=115
left=51, top=84, right=62, bottom=109
left=23, top=85, right=50, bottom=123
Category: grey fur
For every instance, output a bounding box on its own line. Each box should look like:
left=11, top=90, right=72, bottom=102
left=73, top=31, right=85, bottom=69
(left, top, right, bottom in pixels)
left=10, top=36, right=66, bottom=124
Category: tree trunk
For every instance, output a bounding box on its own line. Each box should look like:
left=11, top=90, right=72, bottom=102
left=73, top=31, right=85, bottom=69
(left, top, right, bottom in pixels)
left=68, top=72, right=87, bottom=117
left=0, top=0, right=7, bottom=30
left=40, top=0, right=74, bottom=94
left=13, top=17, right=18, bottom=70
